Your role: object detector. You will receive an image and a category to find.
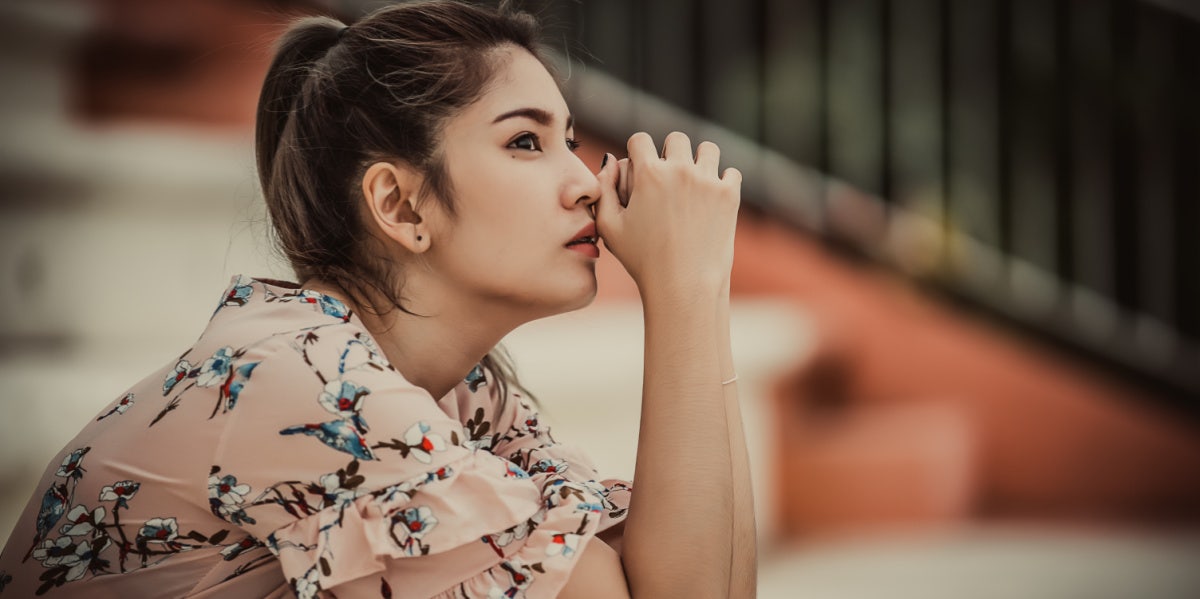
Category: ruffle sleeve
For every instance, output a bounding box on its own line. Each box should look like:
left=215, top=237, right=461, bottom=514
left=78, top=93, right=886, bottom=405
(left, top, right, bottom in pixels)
left=207, top=323, right=628, bottom=598
left=476, top=373, right=632, bottom=534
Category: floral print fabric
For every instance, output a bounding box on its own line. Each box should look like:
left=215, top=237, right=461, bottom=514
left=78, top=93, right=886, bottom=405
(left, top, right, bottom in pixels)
left=0, top=277, right=631, bottom=598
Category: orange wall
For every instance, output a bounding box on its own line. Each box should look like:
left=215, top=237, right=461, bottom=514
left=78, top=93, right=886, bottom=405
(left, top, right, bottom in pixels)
left=579, top=134, right=1200, bottom=534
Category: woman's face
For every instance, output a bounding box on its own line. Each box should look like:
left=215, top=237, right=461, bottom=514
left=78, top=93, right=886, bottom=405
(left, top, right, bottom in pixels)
left=419, top=47, right=602, bottom=320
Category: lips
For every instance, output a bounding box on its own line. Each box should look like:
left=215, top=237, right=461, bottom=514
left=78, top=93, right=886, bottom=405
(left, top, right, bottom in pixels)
left=565, top=222, right=600, bottom=258
left=565, top=222, right=598, bottom=247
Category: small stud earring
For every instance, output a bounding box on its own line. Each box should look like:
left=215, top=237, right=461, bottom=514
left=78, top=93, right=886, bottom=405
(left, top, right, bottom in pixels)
left=417, top=235, right=423, bottom=241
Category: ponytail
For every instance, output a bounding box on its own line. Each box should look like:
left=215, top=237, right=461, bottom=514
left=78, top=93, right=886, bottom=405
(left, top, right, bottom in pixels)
left=255, top=16, right=344, bottom=202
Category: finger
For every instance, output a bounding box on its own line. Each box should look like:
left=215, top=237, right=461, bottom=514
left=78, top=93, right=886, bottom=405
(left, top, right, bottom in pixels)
left=617, top=158, right=632, bottom=207
left=596, top=152, right=619, bottom=194
left=695, top=140, right=720, bottom=177
left=594, top=153, right=624, bottom=232
left=626, top=132, right=658, bottom=167
left=662, top=131, right=693, bottom=164
left=721, top=166, right=742, bottom=186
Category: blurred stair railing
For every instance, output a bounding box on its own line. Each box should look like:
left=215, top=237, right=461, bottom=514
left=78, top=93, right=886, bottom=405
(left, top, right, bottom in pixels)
left=8, top=0, right=1196, bottom=406
left=524, top=0, right=1200, bottom=408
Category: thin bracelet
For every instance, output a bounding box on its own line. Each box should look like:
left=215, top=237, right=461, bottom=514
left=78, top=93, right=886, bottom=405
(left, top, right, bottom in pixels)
left=721, top=374, right=738, bottom=385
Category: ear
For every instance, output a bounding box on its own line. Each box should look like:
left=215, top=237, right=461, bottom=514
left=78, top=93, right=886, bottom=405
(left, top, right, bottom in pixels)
left=361, top=161, right=430, bottom=254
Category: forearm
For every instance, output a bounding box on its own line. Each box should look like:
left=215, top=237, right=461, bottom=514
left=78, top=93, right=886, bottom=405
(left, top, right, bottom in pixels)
left=622, top=281, right=733, bottom=597
left=717, top=285, right=758, bottom=597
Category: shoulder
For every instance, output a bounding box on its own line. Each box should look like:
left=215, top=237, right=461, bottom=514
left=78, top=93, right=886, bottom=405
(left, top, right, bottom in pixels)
left=206, top=277, right=359, bottom=341
left=196, top=277, right=392, bottom=378
left=172, top=278, right=426, bottom=428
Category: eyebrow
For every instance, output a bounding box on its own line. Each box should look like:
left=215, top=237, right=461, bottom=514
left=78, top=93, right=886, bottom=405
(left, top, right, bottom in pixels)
left=492, top=107, right=574, bottom=131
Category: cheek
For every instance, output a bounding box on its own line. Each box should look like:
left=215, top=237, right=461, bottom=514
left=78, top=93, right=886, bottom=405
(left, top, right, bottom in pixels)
left=454, top=168, right=551, bottom=241
left=435, top=205, right=545, bottom=281
left=450, top=155, right=533, bottom=217
left=439, top=152, right=571, bottom=274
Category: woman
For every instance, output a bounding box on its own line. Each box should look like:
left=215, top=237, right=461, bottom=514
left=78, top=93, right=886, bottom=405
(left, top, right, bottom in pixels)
left=0, top=1, right=754, bottom=597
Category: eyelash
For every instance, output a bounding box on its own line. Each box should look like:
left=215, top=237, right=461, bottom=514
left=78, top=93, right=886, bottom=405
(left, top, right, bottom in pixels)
left=509, top=133, right=582, bottom=153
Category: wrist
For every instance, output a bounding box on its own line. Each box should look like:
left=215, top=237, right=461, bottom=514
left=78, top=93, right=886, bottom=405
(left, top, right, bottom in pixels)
left=637, top=272, right=726, bottom=309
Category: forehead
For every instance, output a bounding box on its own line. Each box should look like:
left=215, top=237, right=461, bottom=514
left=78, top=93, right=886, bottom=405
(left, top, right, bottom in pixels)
left=453, top=47, right=570, bottom=129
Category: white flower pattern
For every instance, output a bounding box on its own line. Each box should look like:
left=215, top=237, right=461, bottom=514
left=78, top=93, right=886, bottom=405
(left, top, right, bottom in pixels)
left=137, top=517, right=179, bottom=544
left=292, top=566, right=321, bottom=599
left=162, top=359, right=192, bottom=394
left=98, top=480, right=139, bottom=506
left=208, top=474, right=251, bottom=516
left=195, top=347, right=234, bottom=387
left=317, top=472, right=366, bottom=510
left=545, top=532, right=581, bottom=558
left=59, top=505, right=106, bottom=536
left=403, top=421, right=447, bottom=463
left=56, top=448, right=89, bottom=479
left=0, top=277, right=633, bottom=598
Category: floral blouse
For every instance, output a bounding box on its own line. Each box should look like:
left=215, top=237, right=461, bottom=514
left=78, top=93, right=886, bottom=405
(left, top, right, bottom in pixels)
left=0, top=277, right=632, bottom=598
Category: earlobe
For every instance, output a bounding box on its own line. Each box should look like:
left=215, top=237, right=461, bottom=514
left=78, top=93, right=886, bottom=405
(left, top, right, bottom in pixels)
left=362, top=162, right=430, bottom=253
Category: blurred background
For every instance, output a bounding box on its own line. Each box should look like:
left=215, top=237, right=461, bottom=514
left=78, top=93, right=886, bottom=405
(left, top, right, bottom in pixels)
left=1, top=0, right=1199, bottom=596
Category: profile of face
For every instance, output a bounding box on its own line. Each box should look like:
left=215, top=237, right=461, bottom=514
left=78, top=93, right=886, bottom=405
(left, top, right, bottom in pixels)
left=406, top=47, right=603, bottom=322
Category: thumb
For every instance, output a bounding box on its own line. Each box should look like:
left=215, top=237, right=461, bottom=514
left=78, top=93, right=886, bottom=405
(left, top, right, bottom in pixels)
left=594, top=153, right=623, bottom=236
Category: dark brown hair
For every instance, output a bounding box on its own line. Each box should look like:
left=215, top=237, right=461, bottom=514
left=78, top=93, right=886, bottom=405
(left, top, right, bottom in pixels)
left=256, top=0, right=545, bottom=404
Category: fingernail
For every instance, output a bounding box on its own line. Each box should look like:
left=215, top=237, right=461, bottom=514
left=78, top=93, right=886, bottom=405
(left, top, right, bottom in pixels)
left=601, top=153, right=610, bottom=169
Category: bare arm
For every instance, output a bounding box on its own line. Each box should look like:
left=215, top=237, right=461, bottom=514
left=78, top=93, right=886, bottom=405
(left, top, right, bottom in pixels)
left=564, top=286, right=756, bottom=599
left=571, top=131, right=748, bottom=597
left=623, top=280, right=733, bottom=596
left=718, top=281, right=758, bottom=597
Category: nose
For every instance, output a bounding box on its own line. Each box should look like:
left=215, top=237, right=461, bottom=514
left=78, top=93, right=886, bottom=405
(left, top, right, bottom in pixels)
left=563, top=153, right=602, bottom=212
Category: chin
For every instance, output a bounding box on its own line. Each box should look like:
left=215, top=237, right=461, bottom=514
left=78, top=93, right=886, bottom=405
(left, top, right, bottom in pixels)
left=498, top=263, right=598, bottom=321
left=545, top=280, right=597, bottom=315
left=566, top=286, right=598, bottom=313
left=540, top=276, right=599, bottom=318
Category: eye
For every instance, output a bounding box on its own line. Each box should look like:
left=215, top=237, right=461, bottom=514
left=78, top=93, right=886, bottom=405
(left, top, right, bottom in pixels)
left=508, top=132, right=542, bottom=152
left=566, top=138, right=581, bottom=152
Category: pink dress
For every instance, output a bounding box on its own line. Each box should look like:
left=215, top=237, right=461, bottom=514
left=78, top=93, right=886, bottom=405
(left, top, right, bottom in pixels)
left=0, top=277, right=631, bottom=598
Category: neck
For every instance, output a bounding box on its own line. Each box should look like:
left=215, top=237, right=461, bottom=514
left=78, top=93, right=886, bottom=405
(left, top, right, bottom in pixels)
left=302, top=278, right=521, bottom=401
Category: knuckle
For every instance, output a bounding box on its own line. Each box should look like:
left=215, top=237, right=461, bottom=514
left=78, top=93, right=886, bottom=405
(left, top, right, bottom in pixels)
left=665, top=161, right=690, bottom=178
left=665, top=130, right=691, bottom=144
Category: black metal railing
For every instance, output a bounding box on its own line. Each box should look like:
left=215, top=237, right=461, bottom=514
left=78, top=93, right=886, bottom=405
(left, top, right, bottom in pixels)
left=515, top=0, right=1199, bottom=406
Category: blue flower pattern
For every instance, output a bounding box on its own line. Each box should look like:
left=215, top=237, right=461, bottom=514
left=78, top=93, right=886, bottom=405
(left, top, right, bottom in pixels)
left=0, top=278, right=631, bottom=598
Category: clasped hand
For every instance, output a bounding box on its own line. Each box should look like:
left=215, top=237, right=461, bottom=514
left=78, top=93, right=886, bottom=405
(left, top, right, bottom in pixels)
left=594, top=131, right=742, bottom=297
